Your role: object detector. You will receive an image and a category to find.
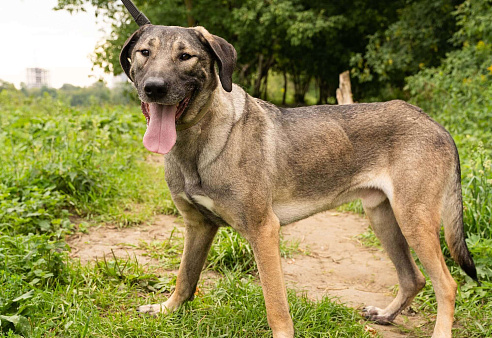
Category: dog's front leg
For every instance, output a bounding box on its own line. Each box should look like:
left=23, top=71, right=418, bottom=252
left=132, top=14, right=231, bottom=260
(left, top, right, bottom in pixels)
left=243, top=211, right=294, bottom=338
left=138, top=206, right=218, bottom=315
left=167, top=222, right=218, bottom=304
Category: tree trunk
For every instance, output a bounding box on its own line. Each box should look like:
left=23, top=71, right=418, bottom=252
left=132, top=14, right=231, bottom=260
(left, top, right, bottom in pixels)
left=253, top=54, right=275, bottom=99
left=253, top=54, right=264, bottom=98
left=262, top=72, right=269, bottom=101
left=184, top=0, right=195, bottom=27
left=316, top=77, right=330, bottom=105
left=292, top=70, right=310, bottom=105
left=238, top=63, right=251, bottom=87
left=336, top=71, right=354, bottom=105
left=282, top=71, right=287, bottom=106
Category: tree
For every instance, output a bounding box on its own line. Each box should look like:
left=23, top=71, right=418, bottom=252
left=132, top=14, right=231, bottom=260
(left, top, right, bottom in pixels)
left=406, top=0, right=492, bottom=114
left=0, top=80, right=17, bottom=92
left=56, top=0, right=463, bottom=103
left=351, top=0, right=464, bottom=96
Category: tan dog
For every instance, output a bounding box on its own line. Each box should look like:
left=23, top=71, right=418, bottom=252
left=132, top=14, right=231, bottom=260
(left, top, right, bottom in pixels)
left=118, top=2, right=478, bottom=337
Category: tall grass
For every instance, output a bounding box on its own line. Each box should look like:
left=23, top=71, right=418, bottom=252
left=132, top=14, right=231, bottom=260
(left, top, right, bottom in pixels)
left=0, top=90, right=176, bottom=335
left=0, top=90, right=176, bottom=236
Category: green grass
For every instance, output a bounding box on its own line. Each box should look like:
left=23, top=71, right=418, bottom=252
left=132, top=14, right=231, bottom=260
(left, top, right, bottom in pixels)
left=138, top=227, right=184, bottom=270
left=1, top=256, right=374, bottom=337
left=0, top=90, right=176, bottom=232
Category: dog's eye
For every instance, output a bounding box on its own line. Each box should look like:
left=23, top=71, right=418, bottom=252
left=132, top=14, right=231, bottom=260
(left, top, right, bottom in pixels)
left=140, top=50, right=150, bottom=57
left=179, top=53, right=192, bottom=61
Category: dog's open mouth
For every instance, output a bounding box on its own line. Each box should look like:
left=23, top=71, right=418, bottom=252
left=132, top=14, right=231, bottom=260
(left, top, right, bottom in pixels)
left=140, top=95, right=192, bottom=155
left=141, top=95, right=192, bottom=126
left=175, top=96, right=192, bottom=122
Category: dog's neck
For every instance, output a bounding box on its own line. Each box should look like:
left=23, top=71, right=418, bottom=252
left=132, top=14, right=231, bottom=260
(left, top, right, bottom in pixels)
left=175, top=78, right=220, bottom=131
left=175, top=98, right=213, bottom=131
left=168, top=84, right=246, bottom=169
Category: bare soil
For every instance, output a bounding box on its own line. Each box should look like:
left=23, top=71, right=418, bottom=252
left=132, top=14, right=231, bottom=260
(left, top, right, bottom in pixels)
left=68, top=211, right=428, bottom=337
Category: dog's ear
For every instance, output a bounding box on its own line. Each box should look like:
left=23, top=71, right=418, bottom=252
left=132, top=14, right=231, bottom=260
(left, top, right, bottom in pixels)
left=120, top=26, right=149, bottom=82
left=194, top=27, right=237, bottom=92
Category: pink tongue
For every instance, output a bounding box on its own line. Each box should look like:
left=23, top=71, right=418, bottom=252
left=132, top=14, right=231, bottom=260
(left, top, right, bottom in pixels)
left=143, top=103, right=177, bottom=154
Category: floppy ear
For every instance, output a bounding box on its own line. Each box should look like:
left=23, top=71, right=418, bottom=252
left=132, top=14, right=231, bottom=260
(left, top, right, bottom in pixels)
left=194, top=27, right=237, bottom=92
left=119, top=26, right=148, bottom=82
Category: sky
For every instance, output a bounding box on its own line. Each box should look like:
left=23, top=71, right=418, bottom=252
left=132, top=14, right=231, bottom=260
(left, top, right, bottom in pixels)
left=0, top=0, right=116, bottom=88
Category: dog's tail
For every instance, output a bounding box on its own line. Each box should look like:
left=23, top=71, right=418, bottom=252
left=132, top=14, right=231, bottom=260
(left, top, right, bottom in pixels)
left=442, top=144, right=479, bottom=284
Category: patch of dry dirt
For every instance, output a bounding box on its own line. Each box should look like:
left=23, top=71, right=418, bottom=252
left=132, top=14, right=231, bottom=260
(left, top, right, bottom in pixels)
left=68, top=215, right=181, bottom=266
left=281, top=211, right=428, bottom=337
left=68, top=211, right=428, bottom=337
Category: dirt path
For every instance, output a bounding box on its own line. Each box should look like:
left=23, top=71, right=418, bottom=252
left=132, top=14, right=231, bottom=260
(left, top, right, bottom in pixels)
left=68, top=211, right=427, bottom=337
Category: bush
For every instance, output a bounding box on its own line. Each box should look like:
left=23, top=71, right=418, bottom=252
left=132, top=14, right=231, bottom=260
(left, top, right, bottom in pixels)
left=406, top=0, right=492, bottom=238
left=0, top=234, right=69, bottom=335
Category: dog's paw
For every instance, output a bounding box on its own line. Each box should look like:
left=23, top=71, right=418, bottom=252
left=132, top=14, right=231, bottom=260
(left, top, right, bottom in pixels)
left=362, top=306, right=394, bottom=325
left=137, top=303, right=167, bottom=316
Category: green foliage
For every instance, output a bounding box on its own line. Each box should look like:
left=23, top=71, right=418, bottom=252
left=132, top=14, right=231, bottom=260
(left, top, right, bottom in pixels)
left=462, top=146, right=492, bottom=236
left=406, top=0, right=492, bottom=238
left=0, top=184, right=70, bottom=236
left=412, top=239, right=492, bottom=338
left=406, top=0, right=492, bottom=111
left=0, top=89, right=176, bottom=231
left=138, top=227, right=184, bottom=270
left=207, top=228, right=256, bottom=273
left=452, top=0, right=492, bottom=44
left=353, top=0, right=461, bottom=86
left=53, top=0, right=490, bottom=103
left=394, top=3, right=492, bottom=332
left=0, top=234, right=68, bottom=289
left=0, top=257, right=373, bottom=337
left=0, top=88, right=179, bottom=336
left=207, top=227, right=300, bottom=274
left=465, top=235, right=492, bottom=282
left=59, top=81, right=110, bottom=106
left=0, top=80, right=16, bottom=92
left=55, top=0, right=412, bottom=103
left=406, top=42, right=491, bottom=122
left=0, top=234, right=69, bottom=335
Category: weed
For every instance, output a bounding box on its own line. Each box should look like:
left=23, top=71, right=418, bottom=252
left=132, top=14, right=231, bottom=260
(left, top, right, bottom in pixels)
left=138, top=227, right=184, bottom=270
left=355, top=227, right=382, bottom=248
left=207, top=228, right=256, bottom=273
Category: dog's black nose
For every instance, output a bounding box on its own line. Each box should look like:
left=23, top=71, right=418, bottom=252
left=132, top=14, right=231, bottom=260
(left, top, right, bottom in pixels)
left=143, top=78, right=167, bottom=100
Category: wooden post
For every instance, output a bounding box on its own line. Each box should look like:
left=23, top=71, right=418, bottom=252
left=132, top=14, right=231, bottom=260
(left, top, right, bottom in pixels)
left=184, top=0, right=195, bottom=27
left=336, top=70, right=354, bottom=105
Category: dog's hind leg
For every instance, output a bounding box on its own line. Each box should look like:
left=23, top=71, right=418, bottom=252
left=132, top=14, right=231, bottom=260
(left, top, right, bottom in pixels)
left=362, top=198, right=426, bottom=324
left=394, top=201, right=457, bottom=338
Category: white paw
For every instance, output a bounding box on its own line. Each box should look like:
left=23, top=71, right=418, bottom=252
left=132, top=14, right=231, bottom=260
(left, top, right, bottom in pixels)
left=362, top=305, right=384, bottom=316
left=362, top=306, right=394, bottom=324
left=137, top=303, right=169, bottom=316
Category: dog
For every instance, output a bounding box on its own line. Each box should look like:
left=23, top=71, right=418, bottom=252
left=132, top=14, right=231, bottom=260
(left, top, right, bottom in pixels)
left=118, top=2, right=478, bottom=337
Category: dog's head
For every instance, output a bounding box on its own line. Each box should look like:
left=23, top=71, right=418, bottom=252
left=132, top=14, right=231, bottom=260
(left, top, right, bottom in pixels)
left=119, top=24, right=236, bottom=154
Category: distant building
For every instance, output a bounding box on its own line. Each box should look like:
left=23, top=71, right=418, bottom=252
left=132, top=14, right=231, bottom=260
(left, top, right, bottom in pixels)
left=26, top=68, right=50, bottom=88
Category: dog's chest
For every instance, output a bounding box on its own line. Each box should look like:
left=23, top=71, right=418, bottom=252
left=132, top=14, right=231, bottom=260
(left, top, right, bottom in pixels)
left=179, top=191, right=230, bottom=227
left=165, top=152, right=242, bottom=228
